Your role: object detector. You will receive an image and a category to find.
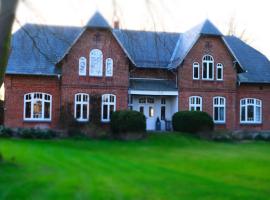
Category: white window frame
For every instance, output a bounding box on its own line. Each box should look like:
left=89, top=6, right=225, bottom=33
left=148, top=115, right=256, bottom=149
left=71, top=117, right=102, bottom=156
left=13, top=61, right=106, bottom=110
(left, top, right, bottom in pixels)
left=101, top=94, right=116, bottom=122
left=105, top=58, right=113, bottom=77
left=89, top=49, right=103, bottom=76
left=240, top=98, right=262, bottom=124
left=189, top=96, right=202, bottom=111
left=74, top=93, right=89, bottom=122
left=24, top=92, right=52, bottom=121
left=213, top=96, right=226, bottom=123
left=79, top=57, right=87, bottom=76
left=202, top=55, right=214, bottom=80
left=193, top=62, right=200, bottom=80
left=216, top=63, right=223, bottom=81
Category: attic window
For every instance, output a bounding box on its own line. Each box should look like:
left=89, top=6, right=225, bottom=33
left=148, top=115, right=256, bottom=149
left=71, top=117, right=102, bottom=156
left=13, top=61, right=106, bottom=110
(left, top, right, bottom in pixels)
left=89, top=49, right=103, bottom=76
left=202, top=55, right=214, bottom=80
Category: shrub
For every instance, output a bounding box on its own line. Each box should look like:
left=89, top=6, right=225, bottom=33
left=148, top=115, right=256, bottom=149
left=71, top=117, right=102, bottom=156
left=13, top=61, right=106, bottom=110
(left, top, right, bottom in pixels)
left=18, top=128, right=57, bottom=139
left=111, top=110, right=146, bottom=134
left=0, top=126, right=13, bottom=138
left=172, top=111, right=214, bottom=134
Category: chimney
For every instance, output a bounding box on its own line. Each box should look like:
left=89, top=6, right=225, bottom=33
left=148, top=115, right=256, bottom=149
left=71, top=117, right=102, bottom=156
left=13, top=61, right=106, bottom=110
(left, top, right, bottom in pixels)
left=114, top=20, right=120, bottom=29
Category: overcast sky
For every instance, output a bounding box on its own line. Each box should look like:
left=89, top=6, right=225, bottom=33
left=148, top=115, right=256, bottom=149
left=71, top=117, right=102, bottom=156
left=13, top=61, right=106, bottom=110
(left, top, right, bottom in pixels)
left=15, top=0, right=270, bottom=59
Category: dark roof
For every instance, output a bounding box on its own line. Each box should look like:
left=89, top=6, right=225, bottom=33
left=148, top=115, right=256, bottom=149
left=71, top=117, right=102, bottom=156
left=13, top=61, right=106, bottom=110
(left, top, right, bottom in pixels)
left=6, top=12, right=270, bottom=83
left=113, top=30, right=179, bottom=68
left=223, top=36, right=270, bottom=83
left=85, top=11, right=111, bottom=29
left=6, top=24, right=80, bottom=75
left=130, top=79, right=177, bottom=91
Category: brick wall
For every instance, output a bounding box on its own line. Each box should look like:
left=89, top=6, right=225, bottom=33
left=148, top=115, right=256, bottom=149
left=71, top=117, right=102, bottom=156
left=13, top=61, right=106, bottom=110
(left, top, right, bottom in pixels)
left=4, top=75, right=60, bottom=129
left=178, top=36, right=238, bottom=130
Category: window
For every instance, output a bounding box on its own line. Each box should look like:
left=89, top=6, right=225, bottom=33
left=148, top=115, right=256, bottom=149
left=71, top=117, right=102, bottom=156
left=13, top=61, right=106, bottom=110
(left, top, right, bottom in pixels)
left=161, top=106, right=166, bottom=120
left=193, top=62, right=200, bottom=79
left=139, top=97, right=146, bottom=103
left=89, top=49, right=103, bottom=76
left=189, top=96, right=202, bottom=111
left=147, top=97, right=154, bottom=103
left=128, top=95, right=133, bottom=110
left=240, top=98, right=262, bottom=123
left=161, top=98, right=166, bottom=105
left=79, top=57, right=87, bottom=76
left=139, top=106, right=144, bottom=114
left=74, top=93, right=89, bottom=122
left=101, top=94, right=116, bottom=122
left=213, top=97, right=226, bottom=123
left=24, top=92, right=52, bottom=121
left=105, top=58, right=113, bottom=77
left=202, top=55, right=214, bottom=80
left=216, top=63, right=223, bottom=80
left=149, top=107, right=154, bottom=117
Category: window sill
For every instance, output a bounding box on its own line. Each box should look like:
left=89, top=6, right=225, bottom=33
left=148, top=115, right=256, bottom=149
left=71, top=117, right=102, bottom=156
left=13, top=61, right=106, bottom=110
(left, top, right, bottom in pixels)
left=89, top=75, right=103, bottom=77
left=23, top=119, right=51, bottom=123
left=240, top=122, right=262, bottom=125
left=214, top=122, right=226, bottom=125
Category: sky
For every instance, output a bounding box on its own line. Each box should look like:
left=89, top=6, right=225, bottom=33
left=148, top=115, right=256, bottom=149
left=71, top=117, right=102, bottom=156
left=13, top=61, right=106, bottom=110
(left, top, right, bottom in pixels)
left=14, top=0, right=270, bottom=59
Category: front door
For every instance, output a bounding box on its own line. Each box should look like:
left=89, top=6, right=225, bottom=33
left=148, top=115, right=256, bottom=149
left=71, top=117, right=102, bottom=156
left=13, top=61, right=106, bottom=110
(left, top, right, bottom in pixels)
left=138, top=97, right=156, bottom=130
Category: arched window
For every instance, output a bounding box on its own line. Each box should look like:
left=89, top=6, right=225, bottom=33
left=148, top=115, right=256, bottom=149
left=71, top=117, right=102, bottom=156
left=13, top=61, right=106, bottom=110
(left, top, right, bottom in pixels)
left=89, top=49, right=103, bottom=76
left=189, top=96, right=202, bottom=111
left=240, top=98, right=262, bottom=123
left=74, top=93, right=89, bottom=122
left=216, top=63, right=223, bottom=80
left=193, top=62, right=200, bottom=80
left=101, top=94, right=116, bottom=122
left=78, top=57, right=87, bottom=76
left=24, top=92, right=52, bottom=121
left=105, top=58, right=113, bottom=77
left=213, top=97, right=226, bottom=123
left=202, top=55, right=214, bottom=80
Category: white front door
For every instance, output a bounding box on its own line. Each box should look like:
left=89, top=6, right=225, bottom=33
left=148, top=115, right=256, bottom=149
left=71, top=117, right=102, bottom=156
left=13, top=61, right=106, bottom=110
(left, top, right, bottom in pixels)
left=138, top=97, right=156, bottom=130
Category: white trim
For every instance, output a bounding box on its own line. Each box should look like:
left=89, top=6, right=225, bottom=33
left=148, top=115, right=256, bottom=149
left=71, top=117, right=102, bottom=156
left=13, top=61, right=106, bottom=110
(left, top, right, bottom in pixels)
left=202, top=55, right=214, bottom=80
left=216, top=63, right=223, bottom=81
left=23, top=92, right=52, bottom=121
left=240, top=98, right=262, bottom=124
left=129, top=90, right=178, bottom=96
left=213, top=96, right=226, bottom=123
left=74, top=93, right=89, bottom=122
left=193, top=62, right=200, bottom=80
left=101, top=94, right=116, bottom=122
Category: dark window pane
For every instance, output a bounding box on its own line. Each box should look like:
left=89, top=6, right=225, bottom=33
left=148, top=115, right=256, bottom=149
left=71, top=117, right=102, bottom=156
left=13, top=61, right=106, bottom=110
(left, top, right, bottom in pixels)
left=194, top=67, right=198, bottom=78
left=241, top=107, right=246, bottom=121
left=247, top=105, right=254, bottom=121
left=217, top=68, right=222, bottom=79
left=161, top=106, right=166, bottom=120
left=220, top=107, right=224, bottom=121
left=209, top=63, right=213, bottom=79
left=140, top=106, right=144, bottom=114
left=103, top=105, right=108, bottom=120
left=203, top=63, right=207, bottom=78
left=44, top=102, right=50, bottom=119
left=83, top=104, right=87, bottom=119
left=76, top=104, right=81, bottom=119
left=109, top=105, right=114, bottom=120
left=214, top=107, right=219, bottom=121
left=25, top=102, right=31, bottom=118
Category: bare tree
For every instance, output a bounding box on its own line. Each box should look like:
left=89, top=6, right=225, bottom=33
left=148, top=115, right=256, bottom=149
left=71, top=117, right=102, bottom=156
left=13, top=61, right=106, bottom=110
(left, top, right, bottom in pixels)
left=227, top=16, right=250, bottom=43
left=0, top=0, right=18, bottom=85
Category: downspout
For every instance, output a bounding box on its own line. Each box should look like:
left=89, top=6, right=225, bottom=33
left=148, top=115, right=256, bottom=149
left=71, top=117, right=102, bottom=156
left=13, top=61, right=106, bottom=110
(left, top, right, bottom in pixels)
left=57, top=74, right=62, bottom=128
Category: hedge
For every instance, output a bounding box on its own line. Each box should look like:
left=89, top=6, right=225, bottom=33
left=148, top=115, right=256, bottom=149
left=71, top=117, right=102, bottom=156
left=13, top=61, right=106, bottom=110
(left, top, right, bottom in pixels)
left=172, top=111, right=214, bottom=133
left=110, top=110, right=146, bottom=134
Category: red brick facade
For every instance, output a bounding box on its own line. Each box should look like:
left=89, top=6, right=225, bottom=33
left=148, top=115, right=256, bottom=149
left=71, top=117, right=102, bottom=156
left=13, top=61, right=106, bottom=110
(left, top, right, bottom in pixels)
left=4, top=29, right=270, bottom=131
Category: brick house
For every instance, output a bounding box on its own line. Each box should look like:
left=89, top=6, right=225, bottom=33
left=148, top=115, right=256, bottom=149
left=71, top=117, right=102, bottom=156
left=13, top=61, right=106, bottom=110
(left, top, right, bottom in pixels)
left=4, top=12, right=270, bottom=131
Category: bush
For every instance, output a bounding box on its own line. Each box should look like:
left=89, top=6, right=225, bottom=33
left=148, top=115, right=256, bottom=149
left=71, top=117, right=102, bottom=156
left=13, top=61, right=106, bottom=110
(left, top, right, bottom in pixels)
left=18, top=128, right=57, bottom=139
left=111, top=110, right=146, bottom=134
left=0, top=126, right=13, bottom=138
left=172, top=111, right=214, bottom=134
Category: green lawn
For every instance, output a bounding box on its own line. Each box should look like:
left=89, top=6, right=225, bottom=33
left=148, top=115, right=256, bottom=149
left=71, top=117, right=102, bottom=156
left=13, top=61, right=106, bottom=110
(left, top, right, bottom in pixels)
left=0, top=134, right=270, bottom=200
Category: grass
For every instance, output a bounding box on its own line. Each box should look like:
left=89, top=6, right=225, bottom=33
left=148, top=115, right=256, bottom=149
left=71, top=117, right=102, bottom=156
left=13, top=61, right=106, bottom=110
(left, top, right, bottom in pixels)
left=0, top=133, right=270, bottom=200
